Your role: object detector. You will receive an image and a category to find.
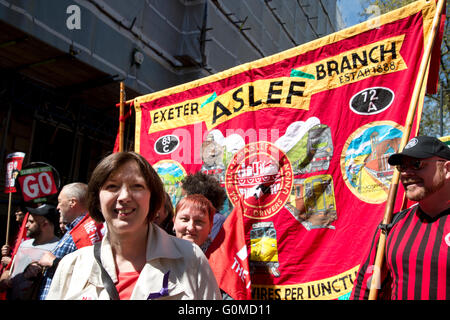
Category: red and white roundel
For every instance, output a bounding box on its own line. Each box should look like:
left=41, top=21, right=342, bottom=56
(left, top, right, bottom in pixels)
left=225, top=141, right=293, bottom=219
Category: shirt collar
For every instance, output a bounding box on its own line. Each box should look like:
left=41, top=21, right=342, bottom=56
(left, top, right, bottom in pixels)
left=100, top=222, right=185, bottom=264
left=88, top=222, right=184, bottom=287
left=145, top=223, right=184, bottom=261
left=66, top=213, right=87, bottom=231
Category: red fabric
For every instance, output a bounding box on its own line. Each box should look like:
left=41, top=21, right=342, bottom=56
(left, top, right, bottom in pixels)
left=5, top=212, right=29, bottom=271
left=206, top=202, right=252, bottom=300
left=116, top=270, right=140, bottom=300
left=69, top=215, right=103, bottom=249
left=0, top=212, right=29, bottom=300
left=114, top=100, right=134, bottom=153
left=113, top=128, right=120, bottom=153
left=426, top=0, right=446, bottom=94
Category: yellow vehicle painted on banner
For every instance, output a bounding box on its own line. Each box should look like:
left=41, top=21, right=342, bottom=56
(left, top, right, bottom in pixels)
left=250, top=221, right=280, bottom=277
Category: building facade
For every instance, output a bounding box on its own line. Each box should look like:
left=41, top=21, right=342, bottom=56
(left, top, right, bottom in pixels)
left=0, top=0, right=344, bottom=241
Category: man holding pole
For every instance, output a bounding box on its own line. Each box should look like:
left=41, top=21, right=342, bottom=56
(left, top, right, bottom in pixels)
left=1, top=206, right=28, bottom=268
left=351, top=136, right=450, bottom=300
left=0, top=204, right=60, bottom=299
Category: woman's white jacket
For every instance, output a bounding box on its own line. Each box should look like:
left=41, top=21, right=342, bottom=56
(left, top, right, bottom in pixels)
left=46, top=222, right=222, bottom=300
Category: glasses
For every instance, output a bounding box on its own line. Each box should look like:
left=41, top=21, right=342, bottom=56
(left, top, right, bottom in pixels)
left=395, top=159, right=446, bottom=172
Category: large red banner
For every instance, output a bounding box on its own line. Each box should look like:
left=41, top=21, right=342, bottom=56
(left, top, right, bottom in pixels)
left=132, top=1, right=442, bottom=299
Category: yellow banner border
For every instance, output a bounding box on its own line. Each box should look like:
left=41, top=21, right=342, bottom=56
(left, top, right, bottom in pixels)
left=251, top=265, right=360, bottom=300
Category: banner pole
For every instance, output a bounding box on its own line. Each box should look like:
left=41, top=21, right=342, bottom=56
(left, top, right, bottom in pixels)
left=119, top=82, right=125, bottom=152
left=5, top=193, right=12, bottom=245
left=368, top=0, right=445, bottom=300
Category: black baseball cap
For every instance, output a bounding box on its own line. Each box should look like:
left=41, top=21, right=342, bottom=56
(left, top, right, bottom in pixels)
left=26, top=204, right=59, bottom=225
left=388, top=136, right=450, bottom=165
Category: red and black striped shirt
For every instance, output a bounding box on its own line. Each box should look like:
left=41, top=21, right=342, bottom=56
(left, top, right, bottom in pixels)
left=351, top=205, right=450, bottom=300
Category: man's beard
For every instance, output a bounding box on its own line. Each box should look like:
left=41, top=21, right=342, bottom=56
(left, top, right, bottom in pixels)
left=403, top=171, right=445, bottom=201
left=26, top=227, right=41, bottom=239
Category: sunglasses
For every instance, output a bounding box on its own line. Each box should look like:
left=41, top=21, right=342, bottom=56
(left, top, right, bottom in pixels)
left=395, top=159, right=446, bottom=172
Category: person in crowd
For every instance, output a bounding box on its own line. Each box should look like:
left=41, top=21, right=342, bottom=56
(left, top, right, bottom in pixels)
left=173, top=194, right=216, bottom=252
left=37, top=182, right=95, bottom=300
left=59, top=215, right=67, bottom=235
left=154, top=191, right=175, bottom=235
left=351, top=136, right=450, bottom=300
left=1, top=205, right=28, bottom=268
left=0, top=204, right=60, bottom=299
left=46, top=151, right=221, bottom=300
left=181, top=172, right=227, bottom=241
left=14, top=206, right=26, bottom=225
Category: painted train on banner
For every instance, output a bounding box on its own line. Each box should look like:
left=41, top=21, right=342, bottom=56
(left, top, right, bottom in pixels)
left=129, top=0, right=443, bottom=299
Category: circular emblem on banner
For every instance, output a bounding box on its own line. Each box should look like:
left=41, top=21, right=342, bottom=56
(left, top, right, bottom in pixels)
left=154, top=135, right=180, bottom=155
left=340, top=121, right=404, bottom=203
left=225, top=141, right=293, bottom=219
left=349, top=87, right=394, bottom=115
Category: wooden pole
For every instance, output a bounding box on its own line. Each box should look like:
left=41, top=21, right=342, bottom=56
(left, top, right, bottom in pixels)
left=119, top=82, right=125, bottom=152
left=5, top=193, right=12, bottom=245
left=368, top=0, right=445, bottom=300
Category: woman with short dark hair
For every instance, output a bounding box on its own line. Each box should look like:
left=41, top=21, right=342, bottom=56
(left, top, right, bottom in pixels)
left=46, top=152, right=221, bottom=300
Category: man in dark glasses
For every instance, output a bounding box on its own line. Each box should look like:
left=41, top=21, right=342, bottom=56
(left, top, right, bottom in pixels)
left=352, top=136, right=450, bottom=300
left=388, top=136, right=450, bottom=204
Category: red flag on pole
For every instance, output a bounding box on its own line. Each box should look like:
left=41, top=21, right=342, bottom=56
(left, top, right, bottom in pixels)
left=4, top=212, right=29, bottom=271
left=0, top=212, right=29, bottom=300
left=426, top=2, right=446, bottom=94
left=206, top=201, right=252, bottom=300
left=69, top=214, right=103, bottom=249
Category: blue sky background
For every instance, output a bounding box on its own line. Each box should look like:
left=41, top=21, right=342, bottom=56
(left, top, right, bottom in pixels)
left=337, top=0, right=367, bottom=27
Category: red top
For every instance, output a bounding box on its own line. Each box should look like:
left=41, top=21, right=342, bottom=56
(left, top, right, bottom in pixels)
left=116, top=270, right=140, bottom=300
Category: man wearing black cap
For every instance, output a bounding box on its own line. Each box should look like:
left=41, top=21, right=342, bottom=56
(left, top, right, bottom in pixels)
left=0, top=204, right=59, bottom=299
left=352, top=136, right=450, bottom=300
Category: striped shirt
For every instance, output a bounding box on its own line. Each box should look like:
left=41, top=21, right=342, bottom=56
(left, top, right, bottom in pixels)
left=351, top=206, right=450, bottom=300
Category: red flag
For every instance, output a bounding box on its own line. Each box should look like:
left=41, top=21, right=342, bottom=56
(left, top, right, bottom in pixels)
left=426, top=1, right=446, bottom=94
left=113, top=128, right=120, bottom=153
left=0, top=212, right=29, bottom=300
left=206, top=201, right=252, bottom=300
left=4, top=212, right=29, bottom=271
left=69, top=214, right=103, bottom=249
left=114, top=99, right=134, bottom=153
